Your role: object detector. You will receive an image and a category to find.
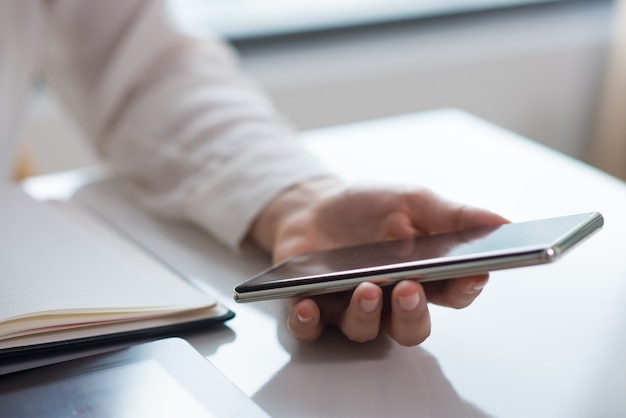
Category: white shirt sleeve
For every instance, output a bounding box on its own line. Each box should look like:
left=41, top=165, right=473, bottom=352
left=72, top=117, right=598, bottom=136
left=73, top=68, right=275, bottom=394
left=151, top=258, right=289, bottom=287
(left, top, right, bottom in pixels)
left=41, top=0, right=333, bottom=249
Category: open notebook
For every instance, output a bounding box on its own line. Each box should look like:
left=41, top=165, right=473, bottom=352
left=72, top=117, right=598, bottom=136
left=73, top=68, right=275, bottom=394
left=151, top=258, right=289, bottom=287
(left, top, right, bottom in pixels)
left=0, top=184, right=233, bottom=358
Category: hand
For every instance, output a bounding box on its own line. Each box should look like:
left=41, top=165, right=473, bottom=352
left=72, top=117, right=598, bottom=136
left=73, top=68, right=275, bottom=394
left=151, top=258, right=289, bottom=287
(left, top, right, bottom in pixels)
left=250, top=178, right=508, bottom=346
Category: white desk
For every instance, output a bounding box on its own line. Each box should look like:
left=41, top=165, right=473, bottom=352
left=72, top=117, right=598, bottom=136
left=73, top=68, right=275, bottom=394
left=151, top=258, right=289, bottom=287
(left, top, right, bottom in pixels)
left=14, top=109, right=626, bottom=417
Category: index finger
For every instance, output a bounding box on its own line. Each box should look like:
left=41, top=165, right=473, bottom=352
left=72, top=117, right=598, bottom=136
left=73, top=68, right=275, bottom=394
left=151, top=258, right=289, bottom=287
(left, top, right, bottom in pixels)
left=404, top=189, right=509, bottom=234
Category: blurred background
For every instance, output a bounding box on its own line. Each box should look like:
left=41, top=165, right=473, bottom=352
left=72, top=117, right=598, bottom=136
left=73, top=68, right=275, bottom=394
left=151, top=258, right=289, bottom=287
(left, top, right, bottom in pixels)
left=19, top=0, right=625, bottom=179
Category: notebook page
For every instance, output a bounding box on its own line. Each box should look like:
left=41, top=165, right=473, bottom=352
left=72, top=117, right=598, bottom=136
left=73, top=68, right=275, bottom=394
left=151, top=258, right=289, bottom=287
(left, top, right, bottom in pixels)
left=0, top=185, right=216, bottom=338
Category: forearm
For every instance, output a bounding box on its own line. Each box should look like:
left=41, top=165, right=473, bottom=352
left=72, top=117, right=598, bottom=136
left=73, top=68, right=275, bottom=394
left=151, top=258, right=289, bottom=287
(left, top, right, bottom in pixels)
left=43, top=0, right=333, bottom=249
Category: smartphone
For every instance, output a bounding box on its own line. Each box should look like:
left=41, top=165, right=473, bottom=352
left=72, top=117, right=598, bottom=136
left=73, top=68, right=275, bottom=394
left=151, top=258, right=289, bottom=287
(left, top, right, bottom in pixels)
left=233, top=212, right=603, bottom=303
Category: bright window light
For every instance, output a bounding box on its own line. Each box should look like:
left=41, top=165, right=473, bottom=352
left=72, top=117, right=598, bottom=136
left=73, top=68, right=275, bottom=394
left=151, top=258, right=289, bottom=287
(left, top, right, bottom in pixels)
left=167, top=0, right=568, bottom=40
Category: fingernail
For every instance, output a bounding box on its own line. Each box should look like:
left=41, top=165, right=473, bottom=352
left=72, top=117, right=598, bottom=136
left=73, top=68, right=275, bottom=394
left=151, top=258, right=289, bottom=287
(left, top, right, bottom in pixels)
left=360, top=296, right=380, bottom=313
left=459, top=279, right=488, bottom=294
left=398, top=292, right=420, bottom=311
left=297, top=311, right=314, bottom=323
left=473, top=280, right=487, bottom=291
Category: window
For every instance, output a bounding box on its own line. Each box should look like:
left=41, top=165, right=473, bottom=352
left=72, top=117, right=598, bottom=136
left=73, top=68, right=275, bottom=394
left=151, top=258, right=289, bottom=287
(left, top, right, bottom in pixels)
left=168, top=0, right=570, bottom=41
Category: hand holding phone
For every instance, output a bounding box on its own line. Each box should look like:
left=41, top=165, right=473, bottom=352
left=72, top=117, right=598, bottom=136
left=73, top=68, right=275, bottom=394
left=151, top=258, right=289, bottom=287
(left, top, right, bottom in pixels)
left=234, top=212, right=603, bottom=302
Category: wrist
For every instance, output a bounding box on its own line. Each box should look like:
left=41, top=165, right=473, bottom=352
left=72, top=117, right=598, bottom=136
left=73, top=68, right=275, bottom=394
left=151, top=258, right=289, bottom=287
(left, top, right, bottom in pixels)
left=250, top=177, right=343, bottom=253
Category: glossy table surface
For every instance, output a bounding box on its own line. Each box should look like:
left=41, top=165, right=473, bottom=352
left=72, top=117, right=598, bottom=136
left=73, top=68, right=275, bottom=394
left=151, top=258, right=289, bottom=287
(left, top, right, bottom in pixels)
left=12, top=109, right=626, bottom=417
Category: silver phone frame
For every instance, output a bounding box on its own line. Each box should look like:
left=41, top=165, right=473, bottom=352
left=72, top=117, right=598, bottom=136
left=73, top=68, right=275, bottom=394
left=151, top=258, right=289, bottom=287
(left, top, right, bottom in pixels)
left=233, top=212, right=603, bottom=303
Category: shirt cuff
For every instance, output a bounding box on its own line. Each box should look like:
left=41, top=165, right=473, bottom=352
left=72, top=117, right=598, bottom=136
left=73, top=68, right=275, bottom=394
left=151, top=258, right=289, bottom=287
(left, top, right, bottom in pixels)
left=184, top=141, right=333, bottom=250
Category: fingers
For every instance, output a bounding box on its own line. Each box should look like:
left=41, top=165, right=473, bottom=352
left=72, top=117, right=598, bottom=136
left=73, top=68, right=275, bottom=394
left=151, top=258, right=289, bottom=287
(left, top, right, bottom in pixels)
left=288, top=281, right=433, bottom=347
left=404, top=188, right=509, bottom=234
left=337, top=282, right=383, bottom=343
left=338, top=281, right=433, bottom=347
left=288, top=298, right=325, bottom=342
left=289, top=283, right=384, bottom=343
left=423, top=274, right=489, bottom=309
left=384, top=280, right=431, bottom=346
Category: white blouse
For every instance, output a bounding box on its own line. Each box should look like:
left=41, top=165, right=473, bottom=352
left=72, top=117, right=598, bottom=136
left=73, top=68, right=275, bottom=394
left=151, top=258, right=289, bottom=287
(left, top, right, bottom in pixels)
left=0, top=0, right=331, bottom=249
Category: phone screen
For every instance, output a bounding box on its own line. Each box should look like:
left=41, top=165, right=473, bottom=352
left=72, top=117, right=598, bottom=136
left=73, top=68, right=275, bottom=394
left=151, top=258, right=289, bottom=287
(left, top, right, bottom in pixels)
left=234, top=212, right=602, bottom=301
